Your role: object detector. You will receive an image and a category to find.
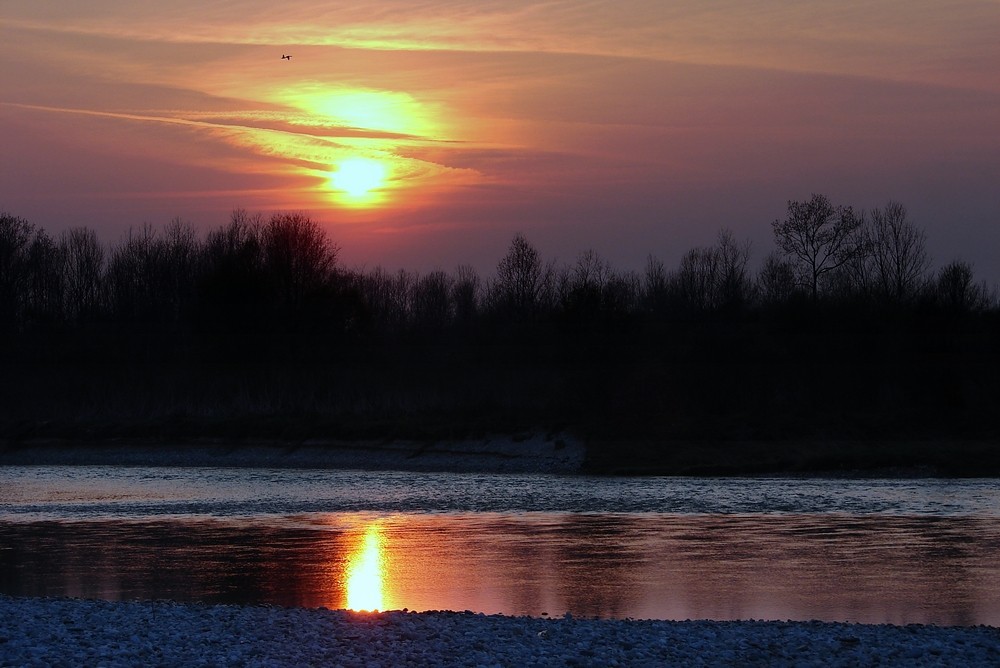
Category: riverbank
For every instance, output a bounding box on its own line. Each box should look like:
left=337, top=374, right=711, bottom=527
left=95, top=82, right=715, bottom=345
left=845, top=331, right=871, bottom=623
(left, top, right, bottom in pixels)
left=0, top=434, right=586, bottom=474
left=1, top=596, right=997, bottom=666
left=584, top=438, right=1000, bottom=477
left=2, top=435, right=999, bottom=476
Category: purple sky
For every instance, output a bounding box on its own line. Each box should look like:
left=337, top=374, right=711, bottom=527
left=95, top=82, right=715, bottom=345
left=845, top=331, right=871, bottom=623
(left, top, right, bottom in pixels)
left=2, top=1, right=998, bottom=284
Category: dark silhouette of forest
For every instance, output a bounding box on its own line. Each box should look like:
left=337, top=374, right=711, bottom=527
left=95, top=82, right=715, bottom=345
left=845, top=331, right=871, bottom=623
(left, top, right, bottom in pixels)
left=1, top=195, right=998, bottom=474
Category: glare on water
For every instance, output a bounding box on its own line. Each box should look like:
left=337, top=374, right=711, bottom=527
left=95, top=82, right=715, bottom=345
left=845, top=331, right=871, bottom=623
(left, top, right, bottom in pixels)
left=3, top=467, right=1000, bottom=624
left=344, top=524, right=385, bottom=612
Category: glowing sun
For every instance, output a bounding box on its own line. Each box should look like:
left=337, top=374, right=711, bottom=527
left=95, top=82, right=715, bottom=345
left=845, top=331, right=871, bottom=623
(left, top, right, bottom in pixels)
left=330, top=158, right=387, bottom=200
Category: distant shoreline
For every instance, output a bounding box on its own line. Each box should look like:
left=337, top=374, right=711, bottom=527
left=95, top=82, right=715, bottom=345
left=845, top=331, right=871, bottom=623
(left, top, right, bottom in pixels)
left=2, top=435, right=999, bottom=477
left=0, top=434, right=586, bottom=474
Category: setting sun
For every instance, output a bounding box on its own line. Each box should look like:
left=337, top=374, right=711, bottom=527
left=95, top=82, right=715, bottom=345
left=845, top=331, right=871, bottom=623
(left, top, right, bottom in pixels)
left=329, top=158, right=389, bottom=208
left=331, top=158, right=386, bottom=196
left=220, top=85, right=448, bottom=211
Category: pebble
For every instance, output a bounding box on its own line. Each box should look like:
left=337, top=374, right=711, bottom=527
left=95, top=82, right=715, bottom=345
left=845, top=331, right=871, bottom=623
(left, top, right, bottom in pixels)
left=0, top=596, right=998, bottom=667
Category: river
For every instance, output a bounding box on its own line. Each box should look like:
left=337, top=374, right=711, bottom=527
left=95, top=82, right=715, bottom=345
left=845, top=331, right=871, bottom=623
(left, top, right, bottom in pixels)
left=1, top=466, right=998, bottom=625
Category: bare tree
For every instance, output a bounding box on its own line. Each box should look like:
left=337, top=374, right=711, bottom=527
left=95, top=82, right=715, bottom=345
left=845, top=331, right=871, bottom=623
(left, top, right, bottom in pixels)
left=573, top=250, right=612, bottom=291
left=24, top=228, right=64, bottom=322
left=198, top=209, right=266, bottom=329
left=675, top=246, right=719, bottom=312
left=560, top=249, right=611, bottom=315
left=60, top=227, right=105, bottom=321
left=452, top=264, right=480, bottom=324
left=669, top=229, right=753, bottom=313
left=107, top=225, right=162, bottom=321
left=204, top=210, right=264, bottom=270
left=413, top=270, right=454, bottom=331
left=716, top=229, right=753, bottom=309
left=866, top=201, right=930, bottom=302
left=603, top=269, right=640, bottom=316
left=359, top=266, right=415, bottom=332
left=936, top=260, right=989, bottom=312
left=0, top=212, right=35, bottom=326
left=159, top=219, right=201, bottom=323
left=772, top=194, right=865, bottom=299
left=641, top=255, right=670, bottom=314
left=490, top=233, right=548, bottom=317
left=262, top=212, right=339, bottom=309
left=756, top=251, right=798, bottom=304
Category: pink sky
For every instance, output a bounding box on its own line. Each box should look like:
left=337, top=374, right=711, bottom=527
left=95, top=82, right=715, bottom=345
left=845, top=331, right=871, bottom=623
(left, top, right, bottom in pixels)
left=2, top=1, right=998, bottom=283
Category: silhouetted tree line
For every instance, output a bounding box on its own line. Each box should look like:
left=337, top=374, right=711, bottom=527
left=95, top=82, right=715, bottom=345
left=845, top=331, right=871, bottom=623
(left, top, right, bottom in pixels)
left=1, top=198, right=995, bottom=336
left=1, top=196, right=997, bottom=447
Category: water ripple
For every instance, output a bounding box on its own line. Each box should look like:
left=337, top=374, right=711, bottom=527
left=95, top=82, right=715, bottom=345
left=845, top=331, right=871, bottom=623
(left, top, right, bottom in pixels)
left=1, top=467, right=998, bottom=520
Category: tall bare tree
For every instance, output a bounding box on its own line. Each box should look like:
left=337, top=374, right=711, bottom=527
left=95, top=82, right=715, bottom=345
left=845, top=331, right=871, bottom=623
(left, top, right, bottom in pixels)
left=452, top=264, right=480, bottom=324
left=24, top=228, right=64, bottom=322
left=756, top=251, right=797, bottom=304
left=358, top=267, right=415, bottom=332
left=199, top=209, right=266, bottom=327
left=262, top=212, right=339, bottom=309
left=772, top=194, right=865, bottom=299
left=60, top=227, right=105, bottom=321
left=491, top=233, right=548, bottom=317
left=716, top=229, right=753, bottom=309
left=413, top=270, right=454, bottom=331
left=641, top=255, right=670, bottom=314
left=107, top=225, right=161, bottom=321
left=159, top=219, right=201, bottom=323
left=936, top=260, right=989, bottom=312
left=560, top=249, right=612, bottom=315
left=0, top=212, right=34, bottom=327
left=675, top=246, right=719, bottom=312
left=866, top=201, right=930, bottom=302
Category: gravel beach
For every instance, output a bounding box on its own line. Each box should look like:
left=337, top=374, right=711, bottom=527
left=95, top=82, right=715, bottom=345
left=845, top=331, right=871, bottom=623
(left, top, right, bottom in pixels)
left=1, top=596, right=998, bottom=667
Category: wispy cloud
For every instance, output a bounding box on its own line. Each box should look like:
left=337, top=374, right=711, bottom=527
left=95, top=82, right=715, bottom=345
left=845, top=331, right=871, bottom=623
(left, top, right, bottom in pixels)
left=3, top=1, right=999, bottom=281
left=0, top=99, right=479, bottom=202
left=6, top=0, right=999, bottom=91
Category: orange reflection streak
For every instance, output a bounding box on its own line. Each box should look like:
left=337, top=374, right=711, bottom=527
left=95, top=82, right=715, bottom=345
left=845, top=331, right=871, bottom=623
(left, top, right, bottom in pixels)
left=344, top=523, right=385, bottom=612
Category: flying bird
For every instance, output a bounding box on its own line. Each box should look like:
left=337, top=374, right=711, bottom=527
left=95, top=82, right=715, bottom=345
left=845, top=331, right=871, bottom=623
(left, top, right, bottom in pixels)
left=281, top=54, right=292, bottom=60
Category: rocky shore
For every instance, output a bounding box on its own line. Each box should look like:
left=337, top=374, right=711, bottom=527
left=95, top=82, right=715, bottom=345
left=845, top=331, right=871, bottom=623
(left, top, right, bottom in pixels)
left=2, top=596, right=998, bottom=667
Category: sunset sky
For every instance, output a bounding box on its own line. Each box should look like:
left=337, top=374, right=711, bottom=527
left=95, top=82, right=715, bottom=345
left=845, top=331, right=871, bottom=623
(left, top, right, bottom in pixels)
left=2, top=1, right=998, bottom=282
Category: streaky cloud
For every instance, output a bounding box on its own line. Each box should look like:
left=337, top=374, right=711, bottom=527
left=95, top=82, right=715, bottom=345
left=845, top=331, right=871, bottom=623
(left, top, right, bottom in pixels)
left=4, top=1, right=998, bottom=92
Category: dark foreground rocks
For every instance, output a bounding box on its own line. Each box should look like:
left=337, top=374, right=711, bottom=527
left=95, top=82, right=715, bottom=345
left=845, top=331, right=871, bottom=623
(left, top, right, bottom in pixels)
left=1, top=596, right=998, bottom=667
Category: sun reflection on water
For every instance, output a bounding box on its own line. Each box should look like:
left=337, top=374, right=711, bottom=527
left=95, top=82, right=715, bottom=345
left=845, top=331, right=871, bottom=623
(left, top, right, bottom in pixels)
left=344, top=523, right=385, bottom=612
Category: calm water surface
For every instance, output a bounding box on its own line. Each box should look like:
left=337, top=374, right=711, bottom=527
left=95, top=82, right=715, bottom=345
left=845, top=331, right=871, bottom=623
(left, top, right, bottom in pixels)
left=1, top=466, right=999, bottom=625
